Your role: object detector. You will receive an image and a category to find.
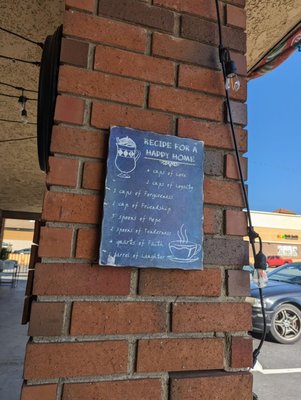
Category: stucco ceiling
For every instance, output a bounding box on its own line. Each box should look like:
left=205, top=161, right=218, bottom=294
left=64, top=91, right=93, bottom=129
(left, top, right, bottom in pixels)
left=247, top=0, right=301, bottom=72
left=0, top=0, right=300, bottom=213
left=0, top=0, right=64, bottom=213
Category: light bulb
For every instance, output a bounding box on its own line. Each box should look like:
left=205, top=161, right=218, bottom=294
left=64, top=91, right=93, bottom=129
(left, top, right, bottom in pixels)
left=225, top=74, right=241, bottom=92
left=223, top=55, right=241, bottom=92
left=21, top=108, right=28, bottom=124
left=18, top=95, right=27, bottom=111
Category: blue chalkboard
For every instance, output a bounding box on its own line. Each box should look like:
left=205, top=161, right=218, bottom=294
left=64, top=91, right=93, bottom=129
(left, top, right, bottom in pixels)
left=99, top=126, right=204, bottom=270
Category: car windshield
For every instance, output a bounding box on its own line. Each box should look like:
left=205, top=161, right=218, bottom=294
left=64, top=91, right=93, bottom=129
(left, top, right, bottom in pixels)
left=268, top=264, right=301, bottom=285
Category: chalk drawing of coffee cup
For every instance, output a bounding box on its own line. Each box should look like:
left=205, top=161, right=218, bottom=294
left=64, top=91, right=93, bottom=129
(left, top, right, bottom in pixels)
left=168, top=225, right=201, bottom=262
left=115, top=136, right=141, bottom=178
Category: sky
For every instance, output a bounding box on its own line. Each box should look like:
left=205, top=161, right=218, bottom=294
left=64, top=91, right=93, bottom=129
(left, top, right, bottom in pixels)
left=247, top=50, right=301, bottom=214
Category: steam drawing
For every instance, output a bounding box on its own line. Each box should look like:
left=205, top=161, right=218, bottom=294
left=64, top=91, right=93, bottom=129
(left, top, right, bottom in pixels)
left=168, top=224, right=201, bottom=263
left=177, top=224, right=188, bottom=243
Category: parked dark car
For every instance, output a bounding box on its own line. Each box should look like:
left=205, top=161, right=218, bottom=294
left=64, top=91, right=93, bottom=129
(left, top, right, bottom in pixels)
left=12, top=248, right=31, bottom=254
left=251, top=263, right=301, bottom=344
left=266, top=255, right=292, bottom=267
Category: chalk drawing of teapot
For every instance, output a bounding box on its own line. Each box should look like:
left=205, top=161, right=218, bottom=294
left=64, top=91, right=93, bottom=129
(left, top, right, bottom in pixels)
left=115, top=136, right=141, bottom=178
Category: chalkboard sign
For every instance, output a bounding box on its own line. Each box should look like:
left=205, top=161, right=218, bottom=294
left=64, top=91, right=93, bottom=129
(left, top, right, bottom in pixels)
left=99, top=126, right=204, bottom=270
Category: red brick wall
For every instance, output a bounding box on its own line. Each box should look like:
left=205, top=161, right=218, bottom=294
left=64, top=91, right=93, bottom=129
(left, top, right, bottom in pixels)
left=21, top=0, right=253, bottom=398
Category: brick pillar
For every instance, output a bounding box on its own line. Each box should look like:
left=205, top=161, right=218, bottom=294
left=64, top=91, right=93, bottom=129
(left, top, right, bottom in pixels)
left=21, top=1, right=253, bottom=399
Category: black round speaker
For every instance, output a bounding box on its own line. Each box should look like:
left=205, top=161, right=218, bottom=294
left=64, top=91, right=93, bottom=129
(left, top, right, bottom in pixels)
left=37, top=25, right=63, bottom=172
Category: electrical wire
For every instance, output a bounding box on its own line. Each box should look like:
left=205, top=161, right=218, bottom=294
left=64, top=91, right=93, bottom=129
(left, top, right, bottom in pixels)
left=0, top=81, right=37, bottom=93
left=0, top=54, right=40, bottom=66
left=0, top=93, right=37, bottom=101
left=0, top=136, right=36, bottom=143
left=215, top=0, right=267, bottom=367
left=0, top=26, right=43, bottom=48
left=0, top=118, right=36, bottom=125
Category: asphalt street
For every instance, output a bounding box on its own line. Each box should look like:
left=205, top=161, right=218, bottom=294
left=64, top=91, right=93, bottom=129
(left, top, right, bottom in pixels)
left=252, top=335, right=301, bottom=400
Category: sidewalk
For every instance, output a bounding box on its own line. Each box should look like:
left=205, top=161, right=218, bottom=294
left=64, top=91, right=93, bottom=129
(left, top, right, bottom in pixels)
left=0, top=280, right=28, bottom=400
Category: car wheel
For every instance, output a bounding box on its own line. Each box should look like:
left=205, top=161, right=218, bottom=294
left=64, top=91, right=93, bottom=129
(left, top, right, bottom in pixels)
left=270, top=304, right=301, bottom=344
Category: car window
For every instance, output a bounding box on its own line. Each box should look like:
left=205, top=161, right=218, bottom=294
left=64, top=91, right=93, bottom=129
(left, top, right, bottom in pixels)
left=269, top=264, right=301, bottom=285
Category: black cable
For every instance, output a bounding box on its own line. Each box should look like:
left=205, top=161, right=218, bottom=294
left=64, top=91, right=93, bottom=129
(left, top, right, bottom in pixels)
left=0, top=54, right=40, bottom=66
left=0, top=26, right=43, bottom=48
left=215, top=0, right=223, bottom=44
left=0, top=118, right=36, bottom=125
left=0, top=81, right=38, bottom=93
left=0, top=136, right=36, bottom=143
left=215, top=0, right=267, bottom=367
left=0, top=93, right=37, bottom=101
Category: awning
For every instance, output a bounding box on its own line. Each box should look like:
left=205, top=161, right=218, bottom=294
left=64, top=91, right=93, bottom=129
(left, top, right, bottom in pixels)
left=248, top=23, right=301, bottom=79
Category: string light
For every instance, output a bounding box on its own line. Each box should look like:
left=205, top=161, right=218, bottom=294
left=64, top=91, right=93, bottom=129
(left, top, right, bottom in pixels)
left=215, top=0, right=266, bottom=384
left=21, top=108, right=28, bottom=124
left=0, top=92, right=37, bottom=101
left=219, top=47, right=241, bottom=92
left=0, top=26, right=43, bottom=48
left=0, top=27, right=41, bottom=123
left=18, top=90, right=28, bottom=124
left=214, top=3, right=241, bottom=93
left=0, top=136, right=36, bottom=143
left=0, top=81, right=37, bottom=93
left=0, top=54, right=40, bottom=66
left=0, top=83, right=37, bottom=123
left=0, top=118, right=36, bottom=125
